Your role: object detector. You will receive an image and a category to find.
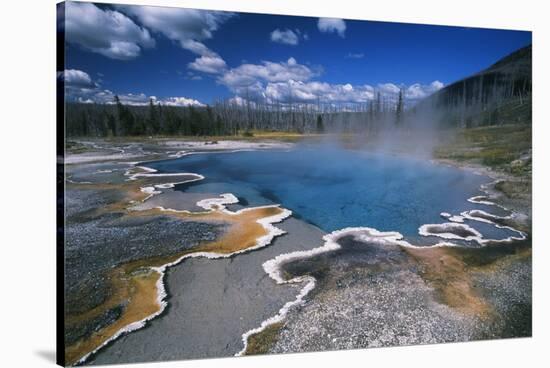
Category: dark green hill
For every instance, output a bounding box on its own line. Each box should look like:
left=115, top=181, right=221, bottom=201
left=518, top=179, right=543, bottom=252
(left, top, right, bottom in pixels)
left=416, top=45, right=531, bottom=127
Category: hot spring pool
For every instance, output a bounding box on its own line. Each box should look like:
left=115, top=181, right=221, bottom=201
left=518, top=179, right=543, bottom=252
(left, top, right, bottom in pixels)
left=144, top=146, right=517, bottom=242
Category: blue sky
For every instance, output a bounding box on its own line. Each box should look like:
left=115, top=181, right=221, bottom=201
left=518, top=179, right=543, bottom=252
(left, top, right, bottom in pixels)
left=61, top=1, right=532, bottom=106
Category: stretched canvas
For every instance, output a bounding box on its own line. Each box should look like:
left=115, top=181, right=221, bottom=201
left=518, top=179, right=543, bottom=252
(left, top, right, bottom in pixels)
left=57, top=1, right=532, bottom=366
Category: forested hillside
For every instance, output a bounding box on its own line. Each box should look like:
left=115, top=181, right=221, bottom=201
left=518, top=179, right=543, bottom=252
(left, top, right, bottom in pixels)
left=415, top=45, right=531, bottom=127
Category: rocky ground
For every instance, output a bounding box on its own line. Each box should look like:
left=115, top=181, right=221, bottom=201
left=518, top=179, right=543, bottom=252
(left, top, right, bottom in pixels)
left=64, top=150, right=229, bottom=350
left=266, top=236, right=531, bottom=355
left=88, top=217, right=325, bottom=365
left=271, top=236, right=481, bottom=353
left=62, top=135, right=532, bottom=365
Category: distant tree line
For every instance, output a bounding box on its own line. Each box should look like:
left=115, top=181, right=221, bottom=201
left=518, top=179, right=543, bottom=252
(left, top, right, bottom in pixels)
left=66, top=96, right=226, bottom=137
left=65, top=92, right=408, bottom=137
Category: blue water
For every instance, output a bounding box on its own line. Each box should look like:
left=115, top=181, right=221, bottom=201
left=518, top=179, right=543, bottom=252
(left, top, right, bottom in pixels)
left=145, top=146, right=505, bottom=239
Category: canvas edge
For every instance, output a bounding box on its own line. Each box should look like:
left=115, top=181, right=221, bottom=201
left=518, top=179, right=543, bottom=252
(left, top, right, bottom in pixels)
left=56, top=1, right=66, bottom=366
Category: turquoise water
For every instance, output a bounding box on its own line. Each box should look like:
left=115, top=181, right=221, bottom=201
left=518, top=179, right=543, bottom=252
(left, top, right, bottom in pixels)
left=145, top=146, right=507, bottom=239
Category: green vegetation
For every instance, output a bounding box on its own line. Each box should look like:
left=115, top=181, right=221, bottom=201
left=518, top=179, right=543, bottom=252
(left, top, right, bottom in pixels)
left=419, top=45, right=531, bottom=129
left=435, top=124, right=531, bottom=177
left=66, top=100, right=229, bottom=137
left=435, top=123, right=531, bottom=229
left=395, top=89, right=404, bottom=126
left=65, top=97, right=405, bottom=138
left=65, top=140, right=90, bottom=154
left=316, top=114, right=325, bottom=133
left=94, top=130, right=324, bottom=144
left=494, top=180, right=531, bottom=201
left=244, top=322, right=285, bottom=355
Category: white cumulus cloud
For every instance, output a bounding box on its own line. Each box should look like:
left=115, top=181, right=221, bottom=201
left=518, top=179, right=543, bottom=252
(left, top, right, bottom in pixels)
left=317, top=18, right=346, bottom=37
left=218, top=57, right=320, bottom=101
left=157, top=96, right=205, bottom=107
left=377, top=83, right=401, bottom=95
left=62, top=69, right=204, bottom=107
left=61, top=69, right=96, bottom=88
left=264, top=80, right=375, bottom=104
left=188, top=55, right=227, bottom=74
left=65, top=2, right=155, bottom=60
left=405, top=81, right=445, bottom=99
left=118, top=5, right=233, bottom=73
left=270, top=29, right=299, bottom=45
left=220, top=57, right=317, bottom=88
left=118, top=6, right=232, bottom=55
left=109, top=94, right=205, bottom=107
left=217, top=55, right=442, bottom=105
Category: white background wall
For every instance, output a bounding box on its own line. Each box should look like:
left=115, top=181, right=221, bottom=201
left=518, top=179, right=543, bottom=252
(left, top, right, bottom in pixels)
left=1, top=0, right=548, bottom=367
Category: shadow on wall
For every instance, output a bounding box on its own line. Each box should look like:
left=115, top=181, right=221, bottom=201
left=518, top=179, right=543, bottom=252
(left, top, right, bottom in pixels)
left=34, top=350, right=56, bottom=363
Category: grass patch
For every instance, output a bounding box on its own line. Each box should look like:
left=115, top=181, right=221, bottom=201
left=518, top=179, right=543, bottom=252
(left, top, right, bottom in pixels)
left=494, top=180, right=531, bottom=200
left=97, top=131, right=316, bottom=143
left=66, top=140, right=91, bottom=153
left=244, top=322, right=285, bottom=355
left=435, top=124, right=531, bottom=176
